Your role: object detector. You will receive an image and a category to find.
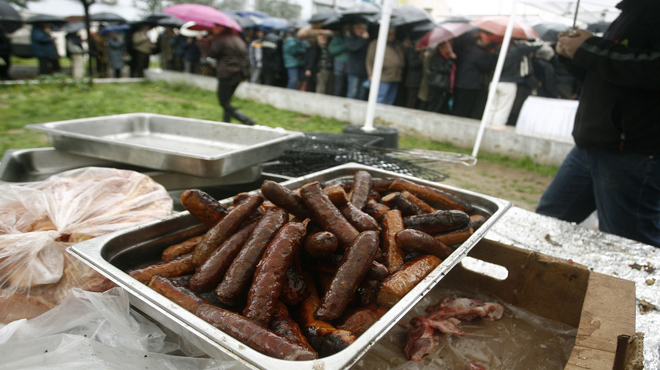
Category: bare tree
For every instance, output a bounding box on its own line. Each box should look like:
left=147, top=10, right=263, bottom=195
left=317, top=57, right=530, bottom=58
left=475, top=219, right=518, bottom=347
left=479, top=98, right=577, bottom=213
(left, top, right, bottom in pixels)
left=256, top=0, right=301, bottom=19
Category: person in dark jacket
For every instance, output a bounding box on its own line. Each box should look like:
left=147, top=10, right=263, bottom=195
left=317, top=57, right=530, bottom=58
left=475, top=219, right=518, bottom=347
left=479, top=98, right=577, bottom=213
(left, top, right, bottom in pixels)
left=328, top=26, right=348, bottom=97
left=424, top=41, right=456, bottom=113
left=1, top=24, right=12, bottom=80
left=30, top=22, right=60, bottom=75
left=536, top=0, right=660, bottom=248
left=345, top=22, right=370, bottom=100
left=532, top=44, right=559, bottom=98
left=282, top=29, right=308, bottom=89
left=452, top=32, right=495, bottom=119
left=261, top=31, right=285, bottom=87
left=200, top=24, right=255, bottom=126
left=402, top=38, right=424, bottom=109
left=304, top=33, right=334, bottom=94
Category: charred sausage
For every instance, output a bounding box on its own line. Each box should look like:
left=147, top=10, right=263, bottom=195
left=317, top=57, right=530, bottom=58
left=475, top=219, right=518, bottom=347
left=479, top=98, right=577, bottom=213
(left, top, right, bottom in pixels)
left=269, top=301, right=315, bottom=353
left=161, top=235, right=203, bottom=262
left=147, top=275, right=209, bottom=312
left=380, top=209, right=406, bottom=272
left=389, top=178, right=472, bottom=213
left=300, top=181, right=359, bottom=250
left=128, top=253, right=195, bottom=284
left=243, top=222, right=306, bottom=326
left=188, top=220, right=258, bottom=293
left=261, top=180, right=311, bottom=220
left=336, top=304, right=389, bottom=337
left=180, top=189, right=229, bottom=228
left=395, top=229, right=454, bottom=259
left=303, top=231, right=338, bottom=259
left=193, top=303, right=318, bottom=361
left=192, top=193, right=263, bottom=266
left=315, top=230, right=379, bottom=321
left=348, top=170, right=373, bottom=210
left=377, top=255, right=442, bottom=307
left=214, top=208, right=289, bottom=306
left=403, top=210, right=470, bottom=234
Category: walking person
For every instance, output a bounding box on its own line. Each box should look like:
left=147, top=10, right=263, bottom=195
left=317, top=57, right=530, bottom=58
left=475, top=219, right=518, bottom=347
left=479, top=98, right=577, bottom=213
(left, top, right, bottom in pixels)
left=199, top=24, right=256, bottom=126
left=30, top=22, right=60, bottom=75
left=536, top=0, right=660, bottom=247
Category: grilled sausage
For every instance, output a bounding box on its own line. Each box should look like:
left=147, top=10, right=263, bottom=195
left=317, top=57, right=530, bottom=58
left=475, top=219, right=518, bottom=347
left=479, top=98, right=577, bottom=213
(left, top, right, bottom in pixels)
left=364, top=198, right=390, bottom=222
left=433, top=225, right=474, bottom=247
left=303, top=231, right=338, bottom=259
left=193, top=303, right=318, bottom=361
left=403, top=210, right=470, bottom=234
left=304, top=254, right=389, bottom=281
left=296, top=272, right=357, bottom=357
left=348, top=170, right=373, bottom=210
left=161, top=235, right=204, bottom=262
left=261, top=180, right=311, bottom=220
left=325, top=185, right=380, bottom=232
left=214, top=208, right=289, bottom=306
left=400, top=190, right=436, bottom=214
left=189, top=220, right=258, bottom=293
left=381, top=192, right=424, bottom=216
left=389, top=178, right=472, bottom=213
left=395, top=229, right=454, bottom=259
left=377, top=255, right=442, bottom=307
left=380, top=210, right=406, bottom=272
left=128, top=253, right=195, bottom=284
left=192, top=193, right=263, bottom=267
left=147, top=275, right=209, bottom=312
left=336, top=304, right=389, bottom=337
left=243, top=222, right=306, bottom=326
left=280, top=265, right=310, bottom=306
left=180, top=189, right=229, bottom=228
left=315, top=231, right=379, bottom=321
left=269, top=301, right=315, bottom=353
left=469, top=214, right=488, bottom=230
left=300, top=181, right=359, bottom=250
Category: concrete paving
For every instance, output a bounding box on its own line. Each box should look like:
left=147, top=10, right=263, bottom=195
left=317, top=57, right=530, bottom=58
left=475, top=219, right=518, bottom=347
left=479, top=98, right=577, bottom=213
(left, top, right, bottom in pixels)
left=146, top=69, right=574, bottom=167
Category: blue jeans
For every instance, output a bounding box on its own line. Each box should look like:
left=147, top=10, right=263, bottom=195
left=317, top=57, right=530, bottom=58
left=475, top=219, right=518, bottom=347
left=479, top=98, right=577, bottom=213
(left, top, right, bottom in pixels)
left=287, top=67, right=301, bottom=89
left=377, top=82, right=399, bottom=105
left=537, top=146, right=660, bottom=247
left=333, top=60, right=347, bottom=97
left=346, top=74, right=368, bottom=100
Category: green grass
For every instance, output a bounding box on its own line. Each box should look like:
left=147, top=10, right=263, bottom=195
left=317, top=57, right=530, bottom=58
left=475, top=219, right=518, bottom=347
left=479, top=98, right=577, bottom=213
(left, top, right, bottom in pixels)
left=0, top=80, right=558, bottom=178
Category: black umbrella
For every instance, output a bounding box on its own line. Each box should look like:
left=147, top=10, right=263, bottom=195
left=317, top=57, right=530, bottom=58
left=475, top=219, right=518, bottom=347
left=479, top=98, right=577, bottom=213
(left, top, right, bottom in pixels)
left=26, top=14, right=68, bottom=26
left=533, top=21, right=570, bottom=42
left=60, top=21, right=85, bottom=34
left=389, top=6, right=434, bottom=27
left=342, top=2, right=381, bottom=17
left=157, top=16, right=186, bottom=28
left=288, top=19, right=308, bottom=30
left=0, top=0, right=22, bottom=33
left=309, top=8, right=340, bottom=24
left=90, top=12, right=126, bottom=23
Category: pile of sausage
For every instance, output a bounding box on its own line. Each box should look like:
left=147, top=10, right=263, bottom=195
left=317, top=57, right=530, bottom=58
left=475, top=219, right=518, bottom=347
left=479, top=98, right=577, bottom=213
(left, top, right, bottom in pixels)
left=126, top=170, right=487, bottom=362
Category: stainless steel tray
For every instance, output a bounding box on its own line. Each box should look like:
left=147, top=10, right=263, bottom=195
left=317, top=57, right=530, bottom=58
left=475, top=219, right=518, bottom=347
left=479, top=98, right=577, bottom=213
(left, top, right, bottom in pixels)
left=26, top=113, right=303, bottom=178
left=69, top=163, right=512, bottom=370
left=0, top=148, right=262, bottom=189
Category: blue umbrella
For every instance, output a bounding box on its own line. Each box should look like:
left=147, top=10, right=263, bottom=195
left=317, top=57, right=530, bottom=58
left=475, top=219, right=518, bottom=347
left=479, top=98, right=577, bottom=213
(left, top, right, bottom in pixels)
left=98, top=23, right=131, bottom=36
left=259, top=17, right=289, bottom=31
left=235, top=10, right=269, bottom=18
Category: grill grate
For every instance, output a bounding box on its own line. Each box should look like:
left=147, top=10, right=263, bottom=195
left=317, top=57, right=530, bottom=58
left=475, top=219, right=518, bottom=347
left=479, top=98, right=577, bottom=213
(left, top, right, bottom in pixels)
left=263, top=133, right=450, bottom=182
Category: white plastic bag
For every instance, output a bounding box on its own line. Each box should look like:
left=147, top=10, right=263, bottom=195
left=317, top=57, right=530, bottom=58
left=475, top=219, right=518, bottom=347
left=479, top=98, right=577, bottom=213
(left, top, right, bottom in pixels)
left=0, top=288, right=242, bottom=370
left=0, top=167, right=174, bottom=323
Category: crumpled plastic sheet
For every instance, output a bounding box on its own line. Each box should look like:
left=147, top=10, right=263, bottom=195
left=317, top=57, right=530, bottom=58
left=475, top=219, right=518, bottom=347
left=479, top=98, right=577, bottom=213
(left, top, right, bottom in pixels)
left=487, top=207, right=660, bottom=370
left=0, top=287, right=243, bottom=370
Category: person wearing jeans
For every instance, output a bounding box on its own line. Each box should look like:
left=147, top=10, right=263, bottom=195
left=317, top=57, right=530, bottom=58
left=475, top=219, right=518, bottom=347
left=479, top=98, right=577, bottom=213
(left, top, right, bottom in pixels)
left=345, top=22, right=370, bottom=100
left=536, top=0, right=660, bottom=247
left=366, top=29, right=404, bottom=105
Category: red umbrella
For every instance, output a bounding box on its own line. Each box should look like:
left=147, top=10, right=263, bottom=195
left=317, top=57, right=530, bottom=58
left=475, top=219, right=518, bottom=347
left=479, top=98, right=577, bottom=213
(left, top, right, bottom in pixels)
left=472, top=16, right=539, bottom=40
left=415, top=22, right=476, bottom=50
left=163, top=4, right=242, bottom=32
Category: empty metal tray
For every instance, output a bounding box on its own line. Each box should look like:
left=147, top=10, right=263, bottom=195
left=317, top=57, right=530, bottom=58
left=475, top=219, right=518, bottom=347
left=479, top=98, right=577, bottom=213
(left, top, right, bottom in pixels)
left=26, top=113, right=303, bottom=178
left=69, top=163, right=512, bottom=370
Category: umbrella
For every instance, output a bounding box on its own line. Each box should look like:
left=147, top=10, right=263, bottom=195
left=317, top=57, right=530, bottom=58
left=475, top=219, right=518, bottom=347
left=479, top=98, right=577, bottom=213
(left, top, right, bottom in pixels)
left=415, top=22, right=476, bottom=50
left=532, top=21, right=571, bottom=42
left=60, top=21, right=85, bottom=34
left=137, top=12, right=172, bottom=26
left=0, top=0, right=22, bottom=33
left=288, top=19, right=308, bottom=30
left=342, top=2, right=381, bottom=17
left=26, top=14, right=67, bottom=26
left=90, top=12, right=126, bottom=23
left=309, top=8, right=340, bottom=24
left=235, top=10, right=269, bottom=19
left=389, top=6, right=434, bottom=27
left=157, top=16, right=187, bottom=28
left=178, top=21, right=206, bottom=37
left=259, top=17, right=289, bottom=31
left=472, top=16, right=539, bottom=40
left=98, top=23, right=131, bottom=36
left=163, top=4, right=242, bottom=32
left=520, top=0, right=620, bottom=24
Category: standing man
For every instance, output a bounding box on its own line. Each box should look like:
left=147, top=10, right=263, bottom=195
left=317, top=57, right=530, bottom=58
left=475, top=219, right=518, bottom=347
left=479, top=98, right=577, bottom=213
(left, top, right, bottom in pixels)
left=536, top=0, right=660, bottom=247
left=248, top=29, right=264, bottom=84
left=131, top=25, right=154, bottom=77
left=345, top=22, right=370, bottom=100
left=30, top=22, right=60, bottom=75
left=1, top=23, right=13, bottom=80
left=200, top=24, right=256, bottom=126
left=365, top=27, right=404, bottom=105
left=282, top=28, right=308, bottom=89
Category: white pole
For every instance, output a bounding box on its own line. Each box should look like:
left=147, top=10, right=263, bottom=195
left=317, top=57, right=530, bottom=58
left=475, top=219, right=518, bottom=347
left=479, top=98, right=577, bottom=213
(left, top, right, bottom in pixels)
left=362, top=0, right=393, bottom=132
left=471, top=0, right=520, bottom=157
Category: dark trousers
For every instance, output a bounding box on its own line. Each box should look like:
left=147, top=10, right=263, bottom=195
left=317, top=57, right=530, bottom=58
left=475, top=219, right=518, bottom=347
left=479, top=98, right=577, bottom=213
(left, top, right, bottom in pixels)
left=37, top=57, right=60, bottom=75
left=537, top=147, right=660, bottom=247
left=0, top=54, right=10, bottom=79
left=453, top=88, right=488, bottom=119
left=427, top=89, right=450, bottom=114
left=133, top=52, right=150, bottom=77
left=217, top=74, right=254, bottom=125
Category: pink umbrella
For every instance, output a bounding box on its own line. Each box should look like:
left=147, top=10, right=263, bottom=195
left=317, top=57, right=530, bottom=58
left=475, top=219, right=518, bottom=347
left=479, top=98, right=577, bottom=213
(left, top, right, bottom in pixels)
left=472, top=16, right=539, bottom=40
left=415, top=22, right=476, bottom=50
left=163, top=4, right=242, bottom=32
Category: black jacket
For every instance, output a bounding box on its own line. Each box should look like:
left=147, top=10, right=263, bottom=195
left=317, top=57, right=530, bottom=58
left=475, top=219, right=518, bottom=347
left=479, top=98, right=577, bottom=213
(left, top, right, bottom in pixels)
left=563, top=0, right=660, bottom=154
left=345, top=34, right=370, bottom=77
left=454, top=44, right=494, bottom=90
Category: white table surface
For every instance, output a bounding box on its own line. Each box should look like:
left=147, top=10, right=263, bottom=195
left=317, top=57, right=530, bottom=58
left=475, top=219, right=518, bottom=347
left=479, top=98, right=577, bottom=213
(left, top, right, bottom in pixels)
left=515, top=96, right=579, bottom=143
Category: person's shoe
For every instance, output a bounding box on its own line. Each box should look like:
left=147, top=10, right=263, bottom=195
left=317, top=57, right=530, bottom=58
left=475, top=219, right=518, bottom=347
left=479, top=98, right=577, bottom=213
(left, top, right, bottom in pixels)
left=234, top=110, right=255, bottom=125
left=244, top=118, right=256, bottom=126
